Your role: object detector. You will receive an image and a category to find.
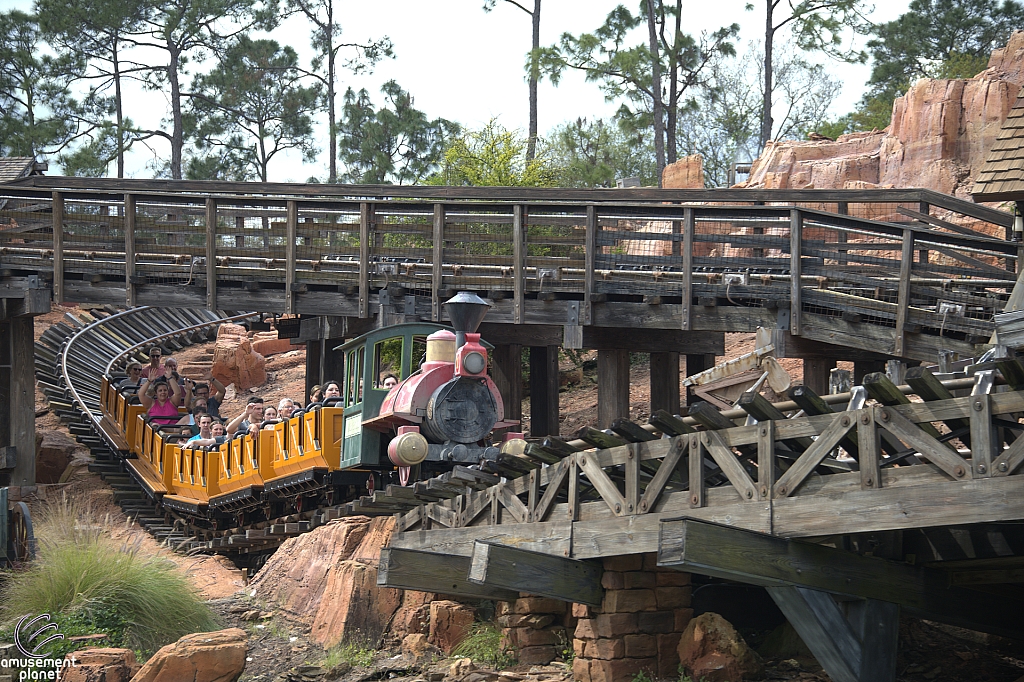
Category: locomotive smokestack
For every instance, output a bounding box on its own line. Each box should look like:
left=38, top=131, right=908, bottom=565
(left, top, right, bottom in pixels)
left=445, top=291, right=491, bottom=349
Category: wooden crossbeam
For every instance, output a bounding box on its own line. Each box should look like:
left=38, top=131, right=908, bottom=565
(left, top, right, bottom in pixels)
left=468, top=541, right=603, bottom=606
left=378, top=547, right=519, bottom=601
left=657, top=519, right=1024, bottom=639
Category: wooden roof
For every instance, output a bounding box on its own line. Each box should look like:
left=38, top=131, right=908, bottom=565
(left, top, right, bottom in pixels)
left=973, top=86, right=1024, bottom=201
left=0, top=157, right=43, bottom=183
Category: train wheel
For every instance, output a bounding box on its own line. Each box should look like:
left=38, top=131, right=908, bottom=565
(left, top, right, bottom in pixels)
left=10, top=502, right=35, bottom=562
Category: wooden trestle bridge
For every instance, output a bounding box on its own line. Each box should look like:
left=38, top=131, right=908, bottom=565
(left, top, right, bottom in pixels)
left=5, top=177, right=1024, bottom=680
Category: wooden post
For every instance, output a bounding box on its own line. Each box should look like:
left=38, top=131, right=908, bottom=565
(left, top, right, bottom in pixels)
left=837, top=201, right=849, bottom=266
left=894, top=228, right=915, bottom=357
left=2, top=318, right=35, bottom=487
left=323, top=338, right=345, bottom=386
left=685, top=353, right=716, bottom=406
left=205, top=198, right=217, bottom=311
left=359, top=202, right=371, bottom=319
left=513, top=205, right=525, bottom=325
left=597, top=349, right=630, bottom=428
left=802, top=358, right=835, bottom=396
left=681, top=207, right=694, bottom=330
left=305, top=339, right=322, bottom=402
left=584, top=205, right=596, bottom=326
left=432, top=204, right=444, bottom=322
left=529, top=345, right=559, bottom=437
left=125, top=193, right=136, bottom=308
left=757, top=419, right=775, bottom=501
left=285, top=200, right=297, bottom=315
left=52, top=192, right=63, bottom=305
left=491, top=344, right=523, bottom=423
left=790, top=208, right=802, bottom=335
left=858, top=408, right=880, bottom=490
left=650, top=351, right=680, bottom=415
left=234, top=216, right=244, bottom=249
left=969, top=394, right=995, bottom=477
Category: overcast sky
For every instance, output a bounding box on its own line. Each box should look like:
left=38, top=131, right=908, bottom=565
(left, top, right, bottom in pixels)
left=3, top=0, right=910, bottom=181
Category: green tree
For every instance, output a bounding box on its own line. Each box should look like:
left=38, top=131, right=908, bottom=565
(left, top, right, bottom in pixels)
left=337, top=80, right=459, bottom=184
left=185, top=37, right=318, bottom=182
left=753, top=0, right=868, bottom=149
left=542, top=117, right=657, bottom=187
left=36, top=0, right=152, bottom=177
left=864, top=0, right=1024, bottom=104
left=286, top=0, right=392, bottom=183
left=0, top=10, right=82, bottom=158
left=429, top=120, right=558, bottom=187
left=140, top=0, right=276, bottom=179
left=483, top=0, right=542, bottom=161
left=537, top=2, right=737, bottom=183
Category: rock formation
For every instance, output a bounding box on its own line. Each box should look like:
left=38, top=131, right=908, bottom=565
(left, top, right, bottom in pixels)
left=662, top=155, right=704, bottom=189
left=211, top=323, right=266, bottom=391
left=131, top=628, right=247, bottom=682
left=36, top=428, right=78, bottom=483
left=739, top=31, right=1024, bottom=206
left=59, top=648, right=140, bottom=682
left=677, top=612, right=765, bottom=682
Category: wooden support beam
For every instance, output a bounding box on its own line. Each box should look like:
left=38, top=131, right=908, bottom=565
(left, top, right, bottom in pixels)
left=802, top=358, right=834, bottom=396
left=658, top=519, right=1024, bottom=639
left=285, top=200, right=297, bottom=315
left=4, top=318, right=34, bottom=487
left=492, top=344, right=523, bottom=424
left=305, top=338, right=322, bottom=399
left=584, top=205, right=596, bottom=326
left=125, top=193, right=136, bottom=308
left=767, top=586, right=898, bottom=682
left=685, top=353, right=716, bottom=406
left=598, top=349, right=630, bottom=429
left=359, top=202, right=371, bottom=318
left=205, top=198, right=217, bottom=311
left=682, top=208, right=694, bottom=330
left=468, top=540, right=603, bottom=606
left=432, top=204, right=444, bottom=322
left=790, top=209, right=802, bottom=335
left=378, top=547, right=519, bottom=601
left=52, top=191, right=63, bottom=305
left=894, top=228, right=915, bottom=357
left=650, top=351, right=680, bottom=416
left=529, top=345, right=559, bottom=437
left=513, top=205, right=525, bottom=325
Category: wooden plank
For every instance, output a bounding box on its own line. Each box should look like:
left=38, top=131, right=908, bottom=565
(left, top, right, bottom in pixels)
left=702, top=430, right=758, bottom=501
left=390, top=520, right=573, bottom=557
left=578, top=449, right=627, bottom=515
left=894, top=228, right=915, bottom=357
left=858, top=408, right=880, bottom=490
left=529, top=345, right=559, bottom=437
left=969, top=394, right=995, bottom=477
left=689, top=433, right=704, bottom=508
left=359, top=202, right=370, bottom=318
left=10, top=318, right=35, bottom=486
left=757, top=419, right=775, bottom=501
left=378, top=547, right=519, bottom=600
left=682, top=207, right=694, bottom=330
left=639, top=436, right=686, bottom=514
left=52, top=191, right=63, bottom=305
left=773, top=414, right=856, bottom=498
left=991, top=429, right=1024, bottom=476
left=285, top=200, right=297, bottom=315
left=649, top=352, right=680, bottom=415
left=658, top=518, right=1024, bottom=640
left=597, top=349, right=630, bottom=428
left=125, top=193, right=137, bottom=308
left=790, top=209, right=801, bottom=335
left=204, top=197, right=217, bottom=310
left=513, top=204, right=525, bottom=325
left=468, top=540, right=603, bottom=606
left=432, top=203, right=444, bottom=321
left=584, top=205, right=596, bottom=325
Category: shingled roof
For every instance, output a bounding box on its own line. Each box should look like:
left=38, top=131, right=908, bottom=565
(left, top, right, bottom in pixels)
left=973, top=86, right=1024, bottom=202
left=0, top=157, right=45, bottom=183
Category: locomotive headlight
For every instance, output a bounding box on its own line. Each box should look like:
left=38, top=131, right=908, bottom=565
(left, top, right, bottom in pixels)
left=463, top=351, right=486, bottom=374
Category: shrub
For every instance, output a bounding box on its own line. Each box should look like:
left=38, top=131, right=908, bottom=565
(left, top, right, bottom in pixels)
left=451, top=622, right=515, bottom=669
left=0, top=496, right=217, bottom=658
left=321, top=640, right=376, bottom=668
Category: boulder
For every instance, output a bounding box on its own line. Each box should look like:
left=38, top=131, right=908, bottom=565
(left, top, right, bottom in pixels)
left=401, top=633, right=440, bottom=662
left=132, top=628, right=247, bottom=682
left=677, top=612, right=764, bottom=682
left=251, top=331, right=293, bottom=357
left=60, top=647, right=140, bottom=682
left=428, top=600, right=475, bottom=654
left=211, top=324, right=266, bottom=391
left=662, top=155, right=704, bottom=189
left=36, top=429, right=78, bottom=484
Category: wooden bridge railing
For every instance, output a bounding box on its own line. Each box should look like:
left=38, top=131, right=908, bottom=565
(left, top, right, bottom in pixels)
left=0, top=182, right=1017, bottom=359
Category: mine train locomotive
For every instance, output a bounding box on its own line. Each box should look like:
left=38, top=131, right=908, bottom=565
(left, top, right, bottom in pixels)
left=99, top=292, right=526, bottom=532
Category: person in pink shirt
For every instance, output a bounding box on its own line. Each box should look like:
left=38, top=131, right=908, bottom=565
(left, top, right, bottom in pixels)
left=140, top=379, right=182, bottom=425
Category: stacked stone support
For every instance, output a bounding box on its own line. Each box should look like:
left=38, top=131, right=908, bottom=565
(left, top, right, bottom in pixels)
left=498, top=597, right=577, bottom=665
left=571, top=554, right=693, bottom=682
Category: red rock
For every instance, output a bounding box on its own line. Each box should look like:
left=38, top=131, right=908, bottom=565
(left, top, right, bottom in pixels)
left=624, top=633, right=657, bottom=658
left=517, top=645, right=558, bottom=665
left=572, top=657, right=592, bottom=682
left=572, top=603, right=593, bottom=619
left=586, top=658, right=656, bottom=682
left=132, top=628, right=247, bottom=682
left=595, top=613, right=639, bottom=638
left=575, top=618, right=598, bottom=640
left=656, top=571, right=691, bottom=586
left=36, top=429, right=78, bottom=484
left=657, top=633, right=683, bottom=679
left=505, top=626, right=562, bottom=648
left=675, top=608, right=694, bottom=631
left=662, top=155, right=704, bottom=189
left=655, top=586, right=692, bottom=609
left=636, top=611, right=675, bottom=634
left=642, top=553, right=660, bottom=571
left=584, top=638, right=625, bottom=660
left=984, top=31, right=1024, bottom=86
left=678, top=613, right=764, bottom=682
left=428, top=600, right=475, bottom=654
left=401, top=633, right=439, bottom=661
left=250, top=331, right=293, bottom=357
left=211, top=324, right=266, bottom=391
left=601, top=589, right=657, bottom=613
left=602, top=555, right=643, bottom=572
left=60, top=648, right=139, bottom=682
left=513, top=597, right=565, bottom=614
left=622, top=572, right=656, bottom=590
left=601, top=571, right=624, bottom=590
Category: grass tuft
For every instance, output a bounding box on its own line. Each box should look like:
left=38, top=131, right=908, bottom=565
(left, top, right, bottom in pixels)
left=451, top=622, right=515, bottom=669
left=321, top=639, right=376, bottom=669
left=0, top=495, right=217, bottom=658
